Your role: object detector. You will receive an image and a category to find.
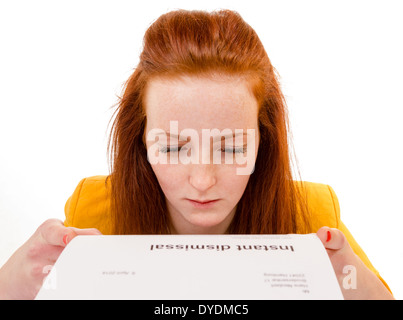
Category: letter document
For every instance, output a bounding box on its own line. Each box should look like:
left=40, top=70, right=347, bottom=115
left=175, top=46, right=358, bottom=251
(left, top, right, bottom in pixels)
left=35, top=234, right=343, bottom=299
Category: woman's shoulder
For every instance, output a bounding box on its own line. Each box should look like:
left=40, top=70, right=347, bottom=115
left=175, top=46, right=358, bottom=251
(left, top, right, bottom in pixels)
left=294, top=181, right=341, bottom=231
left=64, top=175, right=113, bottom=234
left=294, top=181, right=391, bottom=292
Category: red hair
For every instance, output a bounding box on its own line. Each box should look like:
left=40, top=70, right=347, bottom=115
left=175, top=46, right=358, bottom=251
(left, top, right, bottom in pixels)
left=108, top=9, right=310, bottom=234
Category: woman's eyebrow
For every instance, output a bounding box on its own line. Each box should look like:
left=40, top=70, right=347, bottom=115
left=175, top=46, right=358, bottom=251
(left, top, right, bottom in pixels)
left=157, top=131, right=249, bottom=139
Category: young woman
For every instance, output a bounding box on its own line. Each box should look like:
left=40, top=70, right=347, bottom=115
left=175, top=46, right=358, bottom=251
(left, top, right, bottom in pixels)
left=0, top=9, right=393, bottom=300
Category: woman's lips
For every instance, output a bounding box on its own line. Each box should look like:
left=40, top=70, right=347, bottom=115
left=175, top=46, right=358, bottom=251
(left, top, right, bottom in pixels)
left=187, top=199, right=220, bottom=209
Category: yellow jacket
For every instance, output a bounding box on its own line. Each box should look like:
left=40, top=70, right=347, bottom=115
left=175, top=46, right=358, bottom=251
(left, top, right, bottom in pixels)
left=64, top=175, right=391, bottom=293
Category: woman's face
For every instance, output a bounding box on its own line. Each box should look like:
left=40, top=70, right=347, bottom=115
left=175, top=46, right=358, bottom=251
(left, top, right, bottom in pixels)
left=144, top=74, right=260, bottom=234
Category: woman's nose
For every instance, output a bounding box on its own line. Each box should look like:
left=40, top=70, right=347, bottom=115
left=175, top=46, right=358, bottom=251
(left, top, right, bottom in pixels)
left=189, top=164, right=217, bottom=192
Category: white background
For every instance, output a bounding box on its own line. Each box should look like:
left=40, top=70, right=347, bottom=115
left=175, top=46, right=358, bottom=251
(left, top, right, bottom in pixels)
left=0, top=0, right=402, bottom=298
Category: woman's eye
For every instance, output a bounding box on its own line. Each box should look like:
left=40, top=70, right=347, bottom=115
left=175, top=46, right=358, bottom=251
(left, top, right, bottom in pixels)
left=159, top=146, right=186, bottom=153
left=159, top=146, right=247, bottom=154
left=221, top=147, right=247, bottom=154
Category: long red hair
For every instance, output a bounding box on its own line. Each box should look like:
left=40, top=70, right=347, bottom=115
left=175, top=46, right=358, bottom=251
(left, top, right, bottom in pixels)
left=108, top=9, right=310, bottom=234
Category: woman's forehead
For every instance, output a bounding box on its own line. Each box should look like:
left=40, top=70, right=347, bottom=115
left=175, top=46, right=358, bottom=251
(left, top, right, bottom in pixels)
left=144, top=75, right=259, bottom=130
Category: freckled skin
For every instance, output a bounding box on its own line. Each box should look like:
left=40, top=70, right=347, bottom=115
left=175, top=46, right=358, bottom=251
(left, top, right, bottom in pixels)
left=144, top=75, right=260, bottom=234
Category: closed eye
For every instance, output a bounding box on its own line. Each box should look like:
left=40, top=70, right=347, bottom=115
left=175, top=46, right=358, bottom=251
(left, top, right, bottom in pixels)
left=159, top=146, right=185, bottom=153
left=159, top=146, right=247, bottom=153
left=220, top=147, right=247, bottom=154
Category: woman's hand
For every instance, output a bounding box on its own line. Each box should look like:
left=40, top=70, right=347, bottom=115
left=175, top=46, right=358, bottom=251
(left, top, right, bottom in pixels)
left=0, top=219, right=102, bottom=300
left=317, top=226, right=394, bottom=300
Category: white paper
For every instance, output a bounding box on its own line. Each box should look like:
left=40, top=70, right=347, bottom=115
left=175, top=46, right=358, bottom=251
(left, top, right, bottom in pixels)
left=35, top=234, right=343, bottom=300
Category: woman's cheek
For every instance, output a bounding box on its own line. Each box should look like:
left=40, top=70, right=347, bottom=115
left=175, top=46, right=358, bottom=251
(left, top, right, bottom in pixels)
left=151, top=163, right=185, bottom=193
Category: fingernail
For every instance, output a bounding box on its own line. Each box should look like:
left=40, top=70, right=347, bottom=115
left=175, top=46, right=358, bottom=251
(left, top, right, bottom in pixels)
left=326, top=230, right=332, bottom=242
left=63, top=234, right=69, bottom=245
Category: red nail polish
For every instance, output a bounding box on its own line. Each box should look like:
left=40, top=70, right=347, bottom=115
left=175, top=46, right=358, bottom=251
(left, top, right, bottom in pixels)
left=63, top=234, right=69, bottom=245
left=326, top=230, right=332, bottom=242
